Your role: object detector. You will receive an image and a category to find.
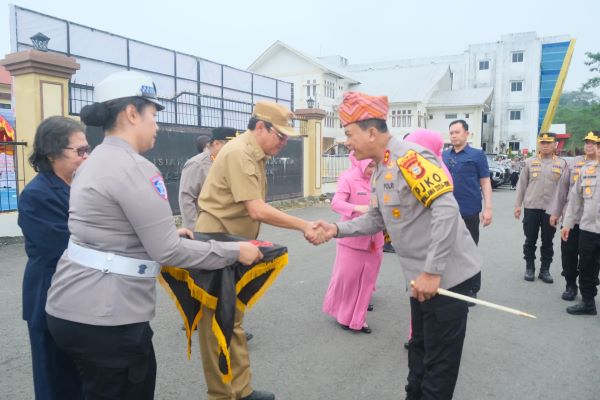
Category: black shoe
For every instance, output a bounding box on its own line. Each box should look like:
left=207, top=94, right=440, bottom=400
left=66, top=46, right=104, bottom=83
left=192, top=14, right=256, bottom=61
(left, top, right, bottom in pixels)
left=241, top=390, right=275, bottom=400
left=367, top=304, right=374, bottom=311
left=524, top=269, right=535, bottom=282
left=245, top=332, right=254, bottom=342
left=561, top=285, right=577, bottom=301
left=383, top=243, right=396, bottom=253
left=340, top=323, right=371, bottom=334
left=538, top=270, right=554, bottom=284
left=566, top=300, right=597, bottom=315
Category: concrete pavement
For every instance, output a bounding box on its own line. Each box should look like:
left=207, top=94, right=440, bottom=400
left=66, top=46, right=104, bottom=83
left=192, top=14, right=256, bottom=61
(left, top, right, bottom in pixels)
left=1, top=188, right=599, bottom=399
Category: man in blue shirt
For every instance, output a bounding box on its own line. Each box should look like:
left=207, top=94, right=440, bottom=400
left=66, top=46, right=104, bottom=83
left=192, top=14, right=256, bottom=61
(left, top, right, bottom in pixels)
left=443, top=120, right=493, bottom=299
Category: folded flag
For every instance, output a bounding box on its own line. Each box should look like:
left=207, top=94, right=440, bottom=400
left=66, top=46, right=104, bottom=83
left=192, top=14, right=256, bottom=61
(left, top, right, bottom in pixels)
left=159, top=232, right=288, bottom=383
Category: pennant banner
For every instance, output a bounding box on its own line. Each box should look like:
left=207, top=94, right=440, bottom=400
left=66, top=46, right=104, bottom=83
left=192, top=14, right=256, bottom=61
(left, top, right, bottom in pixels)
left=159, top=232, right=288, bottom=383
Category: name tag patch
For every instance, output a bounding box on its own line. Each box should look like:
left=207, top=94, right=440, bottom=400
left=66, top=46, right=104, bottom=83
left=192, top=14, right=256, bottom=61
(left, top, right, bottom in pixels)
left=150, top=175, right=168, bottom=200
left=397, top=150, right=453, bottom=207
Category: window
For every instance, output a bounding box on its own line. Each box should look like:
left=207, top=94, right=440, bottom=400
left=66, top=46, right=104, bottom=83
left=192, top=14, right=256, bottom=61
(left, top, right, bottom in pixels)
left=511, top=81, right=523, bottom=92
left=509, top=141, right=520, bottom=151
left=483, top=113, right=488, bottom=123
left=391, top=109, right=412, bottom=127
left=306, top=80, right=318, bottom=98
left=509, top=110, right=522, bottom=120
left=479, top=60, right=489, bottom=70
left=0, top=103, right=10, bottom=109
left=465, top=113, right=470, bottom=118
left=324, top=80, right=336, bottom=99
left=445, top=113, right=458, bottom=119
left=512, top=51, right=524, bottom=63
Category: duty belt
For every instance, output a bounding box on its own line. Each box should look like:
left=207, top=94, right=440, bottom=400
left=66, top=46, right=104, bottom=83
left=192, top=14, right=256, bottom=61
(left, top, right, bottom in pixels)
left=67, top=240, right=161, bottom=278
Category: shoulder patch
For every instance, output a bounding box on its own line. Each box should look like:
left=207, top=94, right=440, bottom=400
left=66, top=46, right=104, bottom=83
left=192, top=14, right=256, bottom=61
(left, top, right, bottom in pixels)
left=396, top=150, right=453, bottom=207
left=150, top=175, right=168, bottom=200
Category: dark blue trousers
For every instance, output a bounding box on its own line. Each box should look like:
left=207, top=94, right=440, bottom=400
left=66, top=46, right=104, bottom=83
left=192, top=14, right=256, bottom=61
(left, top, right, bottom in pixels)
left=27, top=322, right=83, bottom=400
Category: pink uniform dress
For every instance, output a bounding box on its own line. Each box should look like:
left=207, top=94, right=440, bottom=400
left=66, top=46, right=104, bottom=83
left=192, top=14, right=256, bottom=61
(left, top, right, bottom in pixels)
left=322, top=154, right=384, bottom=330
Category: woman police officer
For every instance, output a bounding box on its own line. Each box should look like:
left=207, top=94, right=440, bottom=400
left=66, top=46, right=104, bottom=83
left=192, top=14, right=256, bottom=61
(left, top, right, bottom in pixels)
left=45, top=71, right=262, bottom=399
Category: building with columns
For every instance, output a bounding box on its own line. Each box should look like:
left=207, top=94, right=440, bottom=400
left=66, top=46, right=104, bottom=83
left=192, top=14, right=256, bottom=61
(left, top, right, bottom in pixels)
left=248, top=32, right=574, bottom=153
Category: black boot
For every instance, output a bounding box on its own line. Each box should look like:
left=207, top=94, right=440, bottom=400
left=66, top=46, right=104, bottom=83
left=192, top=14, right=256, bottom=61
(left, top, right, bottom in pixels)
left=524, top=261, right=535, bottom=282
left=561, top=284, right=577, bottom=301
left=566, top=299, right=597, bottom=315
left=538, top=269, right=554, bottom=284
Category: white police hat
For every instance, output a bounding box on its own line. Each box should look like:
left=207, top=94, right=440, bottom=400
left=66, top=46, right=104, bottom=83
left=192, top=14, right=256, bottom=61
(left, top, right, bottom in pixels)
left=95, top=71, right=165, bottom=111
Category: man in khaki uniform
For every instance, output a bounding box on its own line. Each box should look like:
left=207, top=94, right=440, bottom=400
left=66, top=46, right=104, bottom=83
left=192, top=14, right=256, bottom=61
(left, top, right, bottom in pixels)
left=313, top=92, right=481, bottom=399
left=561, top=142, right=600, bottom=315
left=195, top=101, right=318, bottom=400
left=514, top=132, right=567, bottom=282
left=178, top=127, right=235, bottom=229
left=547, top=131, right=599, bottom=300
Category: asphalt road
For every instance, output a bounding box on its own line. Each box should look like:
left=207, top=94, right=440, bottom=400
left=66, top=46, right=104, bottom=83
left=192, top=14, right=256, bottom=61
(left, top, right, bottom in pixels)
left=1, top=188, right=599, bottom=399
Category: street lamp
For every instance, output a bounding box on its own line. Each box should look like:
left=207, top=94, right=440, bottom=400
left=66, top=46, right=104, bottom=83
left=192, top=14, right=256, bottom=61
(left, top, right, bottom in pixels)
left=306, top=97, right=315, bottom=109
left=30, top=32, right=50, bottom=52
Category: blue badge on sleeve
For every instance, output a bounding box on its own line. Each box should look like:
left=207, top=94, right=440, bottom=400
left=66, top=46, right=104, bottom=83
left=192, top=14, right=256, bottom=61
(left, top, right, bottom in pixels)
left=150, top=175, right=168, bottom=200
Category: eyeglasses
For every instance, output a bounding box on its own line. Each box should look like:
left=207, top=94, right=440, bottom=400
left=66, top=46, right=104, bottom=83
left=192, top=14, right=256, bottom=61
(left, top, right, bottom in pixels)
left=64, top=145, right=91, bottom=157
left=270, top=127, right=288, bottom=142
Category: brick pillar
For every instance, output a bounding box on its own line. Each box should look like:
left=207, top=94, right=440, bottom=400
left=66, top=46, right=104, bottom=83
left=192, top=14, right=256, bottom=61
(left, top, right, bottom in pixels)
left=295, top=108, right=326, bottom=197
left=1, top=49, right=80, bottom=189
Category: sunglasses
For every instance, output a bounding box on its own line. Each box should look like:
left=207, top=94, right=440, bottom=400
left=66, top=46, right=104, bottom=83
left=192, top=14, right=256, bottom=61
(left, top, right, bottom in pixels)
left=64, top=145, right=91, bottom=157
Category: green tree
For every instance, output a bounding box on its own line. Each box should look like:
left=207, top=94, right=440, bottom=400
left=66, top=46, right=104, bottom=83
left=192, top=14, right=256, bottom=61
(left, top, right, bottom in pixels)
left=554, top=90, right=600, bottom=152
left=582, top=52, right=600, bottom=91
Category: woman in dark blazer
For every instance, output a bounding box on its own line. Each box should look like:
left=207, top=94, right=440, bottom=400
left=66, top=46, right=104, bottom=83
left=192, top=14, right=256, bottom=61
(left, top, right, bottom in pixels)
left=18, top=116, right=89, bottom=399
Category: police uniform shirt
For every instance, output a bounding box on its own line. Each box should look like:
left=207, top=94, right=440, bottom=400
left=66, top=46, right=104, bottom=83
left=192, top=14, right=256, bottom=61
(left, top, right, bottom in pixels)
left=563, top=161, right=600, bottom=233
left=336, top=137, right=481, bottom=290
left=195, top=131, right=266, bottom=239
left=515, top=156, right=566, bottom=210
left=46, top=136, right=240, bottom=326
left=178, top=148, right=213, bottom=229
left=547, top=155, right=588, bottom=222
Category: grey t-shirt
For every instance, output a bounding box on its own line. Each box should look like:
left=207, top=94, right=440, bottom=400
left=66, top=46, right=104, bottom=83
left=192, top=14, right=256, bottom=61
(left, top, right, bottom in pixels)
left=46, top=136, right=239, bottom=326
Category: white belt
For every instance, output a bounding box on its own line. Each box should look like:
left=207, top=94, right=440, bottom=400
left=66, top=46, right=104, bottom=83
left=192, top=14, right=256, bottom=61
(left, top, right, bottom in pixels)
left=67, top=240, right=161, bottom=278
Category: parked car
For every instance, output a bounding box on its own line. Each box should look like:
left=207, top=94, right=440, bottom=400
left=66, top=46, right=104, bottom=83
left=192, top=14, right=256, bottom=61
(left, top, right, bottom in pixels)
left=487, top=156, right=509, bottom=188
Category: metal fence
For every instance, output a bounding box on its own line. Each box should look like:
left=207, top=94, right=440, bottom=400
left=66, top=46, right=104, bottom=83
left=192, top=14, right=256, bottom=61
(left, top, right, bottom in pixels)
left=321, top=155, right=351, bottom=183
left=0, top=142, right=27, bottom=213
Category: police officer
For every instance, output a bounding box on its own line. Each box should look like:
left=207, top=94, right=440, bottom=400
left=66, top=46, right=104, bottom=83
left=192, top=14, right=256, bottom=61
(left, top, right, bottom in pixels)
left=561, top=141, right=600, bottom=316
left=44, top=71, right=263, bottom=400
left=178, top=127, right=235, bottom=229
left=547, top=131, right=599, bottom=300
left=194, top=101, right=319, bottom=400
left=313, top=92, right=481, bottom=400
left=514, top=132, right=567, bottom=283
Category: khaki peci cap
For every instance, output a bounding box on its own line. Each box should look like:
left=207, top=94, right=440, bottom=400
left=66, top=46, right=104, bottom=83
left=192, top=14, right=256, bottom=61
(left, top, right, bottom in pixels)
left=252, top=101, right=300, bottom=137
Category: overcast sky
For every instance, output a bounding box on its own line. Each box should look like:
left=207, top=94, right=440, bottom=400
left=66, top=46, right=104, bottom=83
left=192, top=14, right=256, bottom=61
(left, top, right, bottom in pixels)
left=1, top=0, right=598, bottom=93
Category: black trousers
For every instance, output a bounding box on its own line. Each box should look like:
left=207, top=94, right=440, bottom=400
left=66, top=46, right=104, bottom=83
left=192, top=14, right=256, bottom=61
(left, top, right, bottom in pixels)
left=577, top=230, right=600, bottom=300
left=522, top=208, right=556, bottom=268
left=47, top=315, right=156, bottom=400
left=561, top=224, right=580, bottom=286
left=405, top=277, right=473, bottom=400
left=462, top=214, right=481, bottom=294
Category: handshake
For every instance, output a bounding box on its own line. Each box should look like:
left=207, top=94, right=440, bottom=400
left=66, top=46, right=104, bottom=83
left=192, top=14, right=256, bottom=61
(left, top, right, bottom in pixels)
left=302, top=220, right=339, bottom=245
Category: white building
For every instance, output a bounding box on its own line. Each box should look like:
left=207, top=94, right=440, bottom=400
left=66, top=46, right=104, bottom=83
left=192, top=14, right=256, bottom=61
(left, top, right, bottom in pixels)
left=248, top=32, right=574, bottom=153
